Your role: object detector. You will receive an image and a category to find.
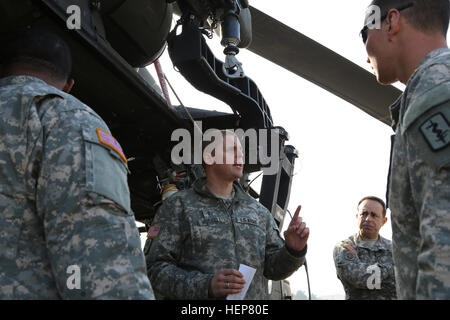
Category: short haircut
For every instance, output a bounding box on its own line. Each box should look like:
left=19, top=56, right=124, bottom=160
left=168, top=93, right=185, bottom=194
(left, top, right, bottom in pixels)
left=370, top=0, right=450, bottom=37
left=0, top=27, right=72, bottom=81
left=357, top=196, right=387, bottom=217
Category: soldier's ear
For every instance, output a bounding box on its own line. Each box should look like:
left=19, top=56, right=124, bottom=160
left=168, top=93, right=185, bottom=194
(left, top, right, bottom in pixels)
left=62, top=78, right=75, bottom=93
left=386, top=9, right=401, bottom=40
left=203, top=150, right=215, bottom=166
left=382, top=216, right=387, bottom=225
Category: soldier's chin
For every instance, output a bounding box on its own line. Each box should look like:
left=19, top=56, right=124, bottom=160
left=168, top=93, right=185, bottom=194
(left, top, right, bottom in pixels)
left=361, top=226, right=375, bottom=234
left=376, top=72, right=397, bottom=85
left=233, top=164, right=243, bottom=173
left=232, top=169, right=243, bottom=180
left=233, top=172, right=243, bottom=180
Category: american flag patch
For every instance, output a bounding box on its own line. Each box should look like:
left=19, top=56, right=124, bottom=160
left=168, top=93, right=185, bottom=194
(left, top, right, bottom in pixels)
left=345, top=244, right=357, bottom=255
left=147, top=226, right=161, bottom=238
left=96, top=128, right=127, bottom=163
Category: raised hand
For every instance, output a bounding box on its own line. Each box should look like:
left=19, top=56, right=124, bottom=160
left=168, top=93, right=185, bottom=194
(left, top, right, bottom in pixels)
left=284, top=205, right=310, bottom=252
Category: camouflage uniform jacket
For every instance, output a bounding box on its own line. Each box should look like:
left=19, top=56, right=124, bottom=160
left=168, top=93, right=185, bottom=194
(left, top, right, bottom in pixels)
left=387, top=48, right=450, bottom=299
left=0, top=76, right=154, bottom=299
left=333, top=233, right=396, bottom=300
left=144, top=177, right=306, bottom=299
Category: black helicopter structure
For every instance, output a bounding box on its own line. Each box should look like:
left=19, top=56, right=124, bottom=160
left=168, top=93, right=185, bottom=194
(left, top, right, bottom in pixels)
left=0, top=0, right=402, bottom=299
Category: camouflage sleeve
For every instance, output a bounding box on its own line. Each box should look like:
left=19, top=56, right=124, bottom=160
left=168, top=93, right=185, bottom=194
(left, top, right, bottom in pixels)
left=36, top=101, right=154, bottom=299
left=403, top=96, right=450, bottom=299
left=144, top=196, right=214, bottom=299
left=262, top=210, right=305, bottom=280
left=333, top=244, right=393, bottom=289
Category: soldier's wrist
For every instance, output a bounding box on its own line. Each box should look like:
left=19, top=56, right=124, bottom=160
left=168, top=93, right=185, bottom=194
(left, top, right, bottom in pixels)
left=286, top=244, right=307, bottom=257
left=207, top=274, right=216, bottom=299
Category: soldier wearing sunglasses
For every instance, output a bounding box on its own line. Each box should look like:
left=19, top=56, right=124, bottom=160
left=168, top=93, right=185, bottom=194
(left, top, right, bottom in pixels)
left=361, top=0, right=450, bottom=299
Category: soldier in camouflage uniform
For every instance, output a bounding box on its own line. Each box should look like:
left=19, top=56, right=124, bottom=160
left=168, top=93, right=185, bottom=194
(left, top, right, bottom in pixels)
left=363, top=0, right=450, bottom=299
left=334, top=196, right=396, bottom=300
left=145, top=130, right=309, bottom=299
left=0, top=28, right=154, bottom=299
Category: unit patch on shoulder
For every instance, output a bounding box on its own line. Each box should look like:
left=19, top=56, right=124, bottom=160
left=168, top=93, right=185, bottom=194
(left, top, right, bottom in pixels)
left=147, top=225, right=161, bottom=238
left=96, top=128, right=128, bottom=162
left=420, top=113, right=450, bottom=151
left=345, top=252, right=355, bottom=260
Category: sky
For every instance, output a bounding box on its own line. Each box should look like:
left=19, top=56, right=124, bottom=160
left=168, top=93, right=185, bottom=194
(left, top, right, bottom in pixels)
left=140, top=0, right=448, bottom=299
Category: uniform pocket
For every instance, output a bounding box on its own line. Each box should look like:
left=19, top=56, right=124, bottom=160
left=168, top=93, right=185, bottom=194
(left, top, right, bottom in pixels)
left=82, top=126, right=131, bottom=214
left=0, top=197, right=24, bottom=260
left=234, top=215, right=266, bottom=263
left=188, top=209, right=230, bottom=254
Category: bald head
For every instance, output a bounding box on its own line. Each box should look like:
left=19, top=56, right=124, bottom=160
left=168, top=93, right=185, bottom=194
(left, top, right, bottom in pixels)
left=1, top=27, right=72, bottom=89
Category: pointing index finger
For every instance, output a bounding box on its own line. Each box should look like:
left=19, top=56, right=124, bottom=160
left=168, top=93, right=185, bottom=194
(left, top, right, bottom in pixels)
left=293, top=205, right=302, bottom=221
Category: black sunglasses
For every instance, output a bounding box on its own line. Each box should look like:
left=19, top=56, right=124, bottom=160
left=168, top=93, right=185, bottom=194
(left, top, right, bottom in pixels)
left=360, top=3, right=414, bottom=44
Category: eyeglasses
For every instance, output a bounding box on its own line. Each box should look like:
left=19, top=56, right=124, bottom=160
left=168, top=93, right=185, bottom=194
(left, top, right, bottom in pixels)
left=360, top=3, right=414, bottom=44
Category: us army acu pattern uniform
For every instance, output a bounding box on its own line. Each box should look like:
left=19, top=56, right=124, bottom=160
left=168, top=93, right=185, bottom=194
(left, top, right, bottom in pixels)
left=0, top=76, right=154, bottom=299
left=387, top=48, right=450, bottom=299
left=145, top=177, right=306, bottom=299
left=333, top=233, right=396, bottom=300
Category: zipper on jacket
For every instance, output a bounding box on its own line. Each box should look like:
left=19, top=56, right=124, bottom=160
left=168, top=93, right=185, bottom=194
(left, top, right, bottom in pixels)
left=219, top=199, right=239, bottom=268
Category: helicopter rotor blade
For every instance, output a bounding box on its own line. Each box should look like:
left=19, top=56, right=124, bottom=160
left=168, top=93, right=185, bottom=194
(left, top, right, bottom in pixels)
left=248, top=6, right=401, bottom=125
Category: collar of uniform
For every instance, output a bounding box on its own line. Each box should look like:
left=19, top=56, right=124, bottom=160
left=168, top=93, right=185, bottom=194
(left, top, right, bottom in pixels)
left=192, top=177, right=250, bottom=203
left=389, top=48, right=450, bottom=132
left=354, top=233, right=377, bottom=249
left=354, top=233, right=390, bottom=250
left=0, top=75, right=47, bottom=87
left=389, top=95, right=402, bottom=131
left=376, top=236, right=392, bottom=250
left=404, top=48, right=450, bottom=91
left=212, top=189, right=235, bottom=201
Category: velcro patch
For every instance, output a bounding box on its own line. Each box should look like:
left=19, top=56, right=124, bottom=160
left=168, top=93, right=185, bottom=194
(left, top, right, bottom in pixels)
left=420, top=113, right=450, bottom=151
left=96, top=128, right=127, bottom=163
left=345, top=252, right=355, bottom=260
left=147, top=225, right=161, bottom=238
left=345, top=244, right=357, bottom=255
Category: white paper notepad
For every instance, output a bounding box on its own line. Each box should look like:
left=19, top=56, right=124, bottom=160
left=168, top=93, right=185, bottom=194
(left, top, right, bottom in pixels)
left=226, top=264, right=256, bottom=300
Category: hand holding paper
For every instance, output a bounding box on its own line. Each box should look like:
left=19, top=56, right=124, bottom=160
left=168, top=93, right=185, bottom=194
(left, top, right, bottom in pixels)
left=209, top=268, right=245, bottom=298
left=226, top=264, right=256, bottom=300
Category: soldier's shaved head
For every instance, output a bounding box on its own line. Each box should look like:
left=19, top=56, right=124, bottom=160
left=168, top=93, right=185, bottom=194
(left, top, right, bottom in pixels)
left=370, top=0, right=449, bottom=37
left=1, top=27, right=72, bottom=82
